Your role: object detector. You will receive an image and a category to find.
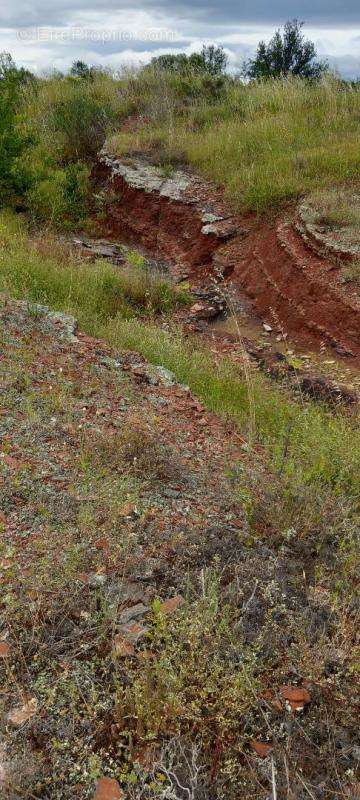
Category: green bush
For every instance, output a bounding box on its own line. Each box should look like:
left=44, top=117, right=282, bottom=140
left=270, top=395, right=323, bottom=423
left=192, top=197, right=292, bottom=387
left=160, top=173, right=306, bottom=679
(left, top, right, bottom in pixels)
left=48, top=91, right=114, bottom=161
left=0, top=52, right=32, bottom=204
left=121, top=573, right=257, bottom=750
left=27, top=161, right=90, bottom=227
left=22, top=72, right=124, bottom=162
left=13, top=71, right=129, bottom=225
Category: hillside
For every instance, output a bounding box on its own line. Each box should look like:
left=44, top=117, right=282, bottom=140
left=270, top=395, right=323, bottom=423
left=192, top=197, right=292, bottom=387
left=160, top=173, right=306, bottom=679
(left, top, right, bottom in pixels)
left=0, top=296, right=358, bottom=800
left=0, top=64, right=359, bottom=800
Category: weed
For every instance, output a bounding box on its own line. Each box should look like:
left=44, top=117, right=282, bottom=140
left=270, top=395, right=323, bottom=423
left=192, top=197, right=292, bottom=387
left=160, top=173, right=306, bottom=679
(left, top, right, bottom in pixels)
left=308, top=188, right=360, bottom=233
left=119, top=572, right=258, bottom=770
left=234, top=452, right=356, bottom=546
left=342, top=258, right=360, bottom=290
left=85, top=414, right=178, bottom=481
left=126, top=249, right=146, bottom=269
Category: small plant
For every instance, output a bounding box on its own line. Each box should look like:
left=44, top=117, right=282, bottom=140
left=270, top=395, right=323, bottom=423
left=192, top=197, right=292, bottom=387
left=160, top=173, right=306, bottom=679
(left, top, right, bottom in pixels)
left=126, top=249, right=146, bottom=269
left=85, top=414, right=177, bottom=481
left=119, top=571, right=258, bottom=783
left=26, top=301, right=44, bottom=320
left=160, top=163, right=174, bottom=179
left=342, top=259, right=360, bottom=289
left=308, top=189, right=360, bottom=237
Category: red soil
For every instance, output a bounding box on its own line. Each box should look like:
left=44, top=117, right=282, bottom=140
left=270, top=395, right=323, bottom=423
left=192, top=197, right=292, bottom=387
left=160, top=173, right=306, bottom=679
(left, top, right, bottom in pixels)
left=95, top=158, right=360, bottom=361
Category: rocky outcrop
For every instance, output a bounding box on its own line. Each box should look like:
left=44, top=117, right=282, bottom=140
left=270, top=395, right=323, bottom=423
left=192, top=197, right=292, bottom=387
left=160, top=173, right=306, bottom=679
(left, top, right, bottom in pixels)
left=96, top=151, right=240, bottom=279
left=221, top=219, right=360, bottom=358
left=95, top=150, right=360, bottom=360
left=296, top=199, right=360, bottom=262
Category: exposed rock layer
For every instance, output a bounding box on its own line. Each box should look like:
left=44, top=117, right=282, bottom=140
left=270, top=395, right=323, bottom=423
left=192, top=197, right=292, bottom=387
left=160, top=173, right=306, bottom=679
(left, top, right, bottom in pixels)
left=96, top=151, right=360, bottom=359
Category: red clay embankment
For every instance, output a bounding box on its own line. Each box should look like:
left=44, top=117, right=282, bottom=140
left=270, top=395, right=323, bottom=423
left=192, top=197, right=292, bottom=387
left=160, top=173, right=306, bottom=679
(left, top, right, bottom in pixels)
left=94, top=151, right=360, bottom=360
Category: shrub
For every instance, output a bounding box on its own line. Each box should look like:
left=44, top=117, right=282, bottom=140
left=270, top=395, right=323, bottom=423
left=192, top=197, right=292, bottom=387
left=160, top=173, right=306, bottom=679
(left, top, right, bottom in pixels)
left=235, top=452, right=356, bottom=548
left=22, top=72, right=123, bottom=162
left=119, top=572, right=258, bottom=755
left=14, top=71, right=128, bottom=224
left=86, top=415, right=178, bottom=481
left=27, top=161, right=90, bottom=227
left=0, top=52, right=32, bottom=204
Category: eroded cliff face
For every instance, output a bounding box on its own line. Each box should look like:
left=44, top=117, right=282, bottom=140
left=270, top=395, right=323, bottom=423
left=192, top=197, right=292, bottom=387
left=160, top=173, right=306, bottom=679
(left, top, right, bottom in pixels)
left=95, top=150, right=360, bottom=359
left=95, top=152, right=240, bottom=279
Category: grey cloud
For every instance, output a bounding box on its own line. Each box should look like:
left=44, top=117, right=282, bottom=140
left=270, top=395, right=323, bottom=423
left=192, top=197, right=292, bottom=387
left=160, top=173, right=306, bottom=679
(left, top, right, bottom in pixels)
left=1, top=0, right=360, bottom=29
left=59, top=37, right=193, bottom=57
left=1, top=0, right=360, bottom=78
left=327, top=54, right=360, bottom=78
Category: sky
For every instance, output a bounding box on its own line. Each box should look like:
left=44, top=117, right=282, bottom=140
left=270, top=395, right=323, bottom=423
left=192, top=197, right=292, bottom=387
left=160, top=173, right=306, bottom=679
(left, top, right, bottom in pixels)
left=0, top=0, right=359, bottom=79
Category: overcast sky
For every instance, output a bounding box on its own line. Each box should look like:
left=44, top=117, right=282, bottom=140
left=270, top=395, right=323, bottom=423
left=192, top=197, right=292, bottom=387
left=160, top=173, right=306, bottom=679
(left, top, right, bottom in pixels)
left=1, top=0, right=359, bottom=78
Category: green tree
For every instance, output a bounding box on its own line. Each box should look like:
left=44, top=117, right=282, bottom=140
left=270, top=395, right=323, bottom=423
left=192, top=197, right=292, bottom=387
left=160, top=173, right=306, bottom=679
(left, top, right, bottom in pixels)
left=70, top=60, right=93, bottom=80
left=150, top=46, right=227, bottom=76
left=198, top=45, right=228, bottom=76
left=0, top=53, right=33, bottom=205
left=0, top=51, right=33, bottom=86
left=149, top=53, right=189, bottom=73
left=244, top=20, right=328, bottom=80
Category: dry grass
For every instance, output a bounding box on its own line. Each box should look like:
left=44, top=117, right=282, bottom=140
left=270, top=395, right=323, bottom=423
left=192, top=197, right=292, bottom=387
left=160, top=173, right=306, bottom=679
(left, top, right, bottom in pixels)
left=306, top=187, right=360, bottom=240
left=86, top=414, right=178, bottom=481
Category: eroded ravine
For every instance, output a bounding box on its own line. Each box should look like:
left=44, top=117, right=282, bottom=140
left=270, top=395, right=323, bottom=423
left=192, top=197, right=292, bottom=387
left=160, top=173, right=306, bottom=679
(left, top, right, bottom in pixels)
left=94, top=150, right=360, bottom=362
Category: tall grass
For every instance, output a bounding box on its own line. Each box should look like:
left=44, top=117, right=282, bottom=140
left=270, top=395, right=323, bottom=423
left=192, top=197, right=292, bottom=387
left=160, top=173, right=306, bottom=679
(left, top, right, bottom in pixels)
left=0, top=212, right=187, bottom=324
left=11, top=70, right=360, bottom=220
left=109, top=74, right=360, bottom=212
left=20, top=72, right=128, bottom=163
left=15, top=72, right=131, bottom=226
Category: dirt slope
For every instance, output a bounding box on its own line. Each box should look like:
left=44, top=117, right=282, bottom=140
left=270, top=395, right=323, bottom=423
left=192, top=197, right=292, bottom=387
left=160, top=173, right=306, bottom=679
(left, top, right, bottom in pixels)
left=0, top=301, right=359, bottom=800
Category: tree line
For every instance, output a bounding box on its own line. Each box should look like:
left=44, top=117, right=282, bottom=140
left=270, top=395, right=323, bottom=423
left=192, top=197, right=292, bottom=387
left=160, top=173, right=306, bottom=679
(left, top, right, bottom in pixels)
left=70, top=21, right=327, bottom=81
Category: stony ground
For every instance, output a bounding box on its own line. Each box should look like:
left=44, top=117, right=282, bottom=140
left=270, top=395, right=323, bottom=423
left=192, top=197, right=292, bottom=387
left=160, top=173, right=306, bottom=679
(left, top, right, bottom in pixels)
left=0, top=300, right=359, bottom=800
